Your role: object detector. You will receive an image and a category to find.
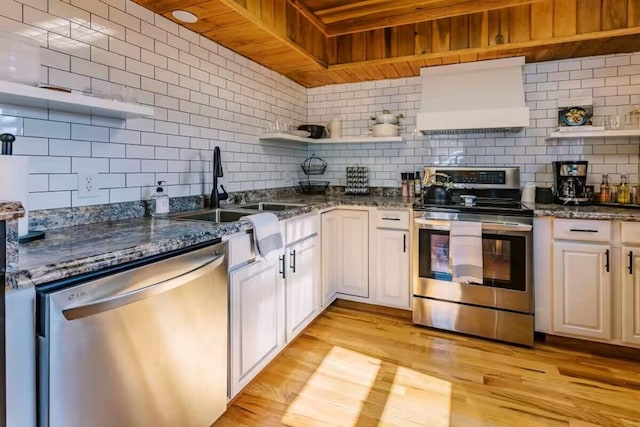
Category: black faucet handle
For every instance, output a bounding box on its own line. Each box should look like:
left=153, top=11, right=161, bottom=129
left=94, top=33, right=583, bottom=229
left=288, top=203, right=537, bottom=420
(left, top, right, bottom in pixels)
left=219, top=185, right=229, bottom=200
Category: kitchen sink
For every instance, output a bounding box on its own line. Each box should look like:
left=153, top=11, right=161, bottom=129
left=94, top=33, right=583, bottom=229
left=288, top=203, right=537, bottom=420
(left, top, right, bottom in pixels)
left=171, top=208, right=258, bottom=223
left=237, top=202, right=307, bottom=211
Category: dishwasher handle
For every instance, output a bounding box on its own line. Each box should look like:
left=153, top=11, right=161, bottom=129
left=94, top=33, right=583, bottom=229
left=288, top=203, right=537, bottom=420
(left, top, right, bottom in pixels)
left=62, top=253, right=225, bottom=321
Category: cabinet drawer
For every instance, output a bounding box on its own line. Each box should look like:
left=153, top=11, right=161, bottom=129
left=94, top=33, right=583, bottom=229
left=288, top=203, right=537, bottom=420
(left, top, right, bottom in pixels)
left=376, top=209, right=410, bottom=229
left=621, top=222, right=640, bottom=244
left=285, top=213, right=319, bottom=244
left=553, top=219, right=611, bottom=242
left=226, top=232, right=254, bottom=269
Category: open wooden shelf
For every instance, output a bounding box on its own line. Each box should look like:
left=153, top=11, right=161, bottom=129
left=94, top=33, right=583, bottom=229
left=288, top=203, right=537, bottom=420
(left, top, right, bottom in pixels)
left=546, top=129, right=640, bottom=140
left=259, top=132, right=404, bottom=144
left=0, top=81, right=154, bottom=119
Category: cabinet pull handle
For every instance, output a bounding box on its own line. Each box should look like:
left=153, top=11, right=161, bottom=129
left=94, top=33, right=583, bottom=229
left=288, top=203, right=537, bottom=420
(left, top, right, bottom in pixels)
left=403, top=233, right=407, bottom=253
left=279, top=255, right=286, bottom=279
left=605, top=249, right=610, bottom=273
left=382, top=217, right=401, bottom=221
left=629, top=251, right=634, bottom=275
left=569, top=228, right=598, bottom=233
left=290, top=250, right=296, bottom=273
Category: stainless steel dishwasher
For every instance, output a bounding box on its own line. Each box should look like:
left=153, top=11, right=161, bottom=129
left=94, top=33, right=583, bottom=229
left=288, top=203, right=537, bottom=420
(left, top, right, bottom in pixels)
left=37, top=241, right=228, bottom=427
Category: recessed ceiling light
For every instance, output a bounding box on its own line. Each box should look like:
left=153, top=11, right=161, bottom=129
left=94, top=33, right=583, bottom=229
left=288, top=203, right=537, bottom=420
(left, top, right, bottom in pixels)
left=172, top=10, right=198, bottom=23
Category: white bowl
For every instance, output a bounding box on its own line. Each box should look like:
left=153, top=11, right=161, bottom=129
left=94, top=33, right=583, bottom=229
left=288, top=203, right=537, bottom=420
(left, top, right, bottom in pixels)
left=372, top=123, right=399, bottom=137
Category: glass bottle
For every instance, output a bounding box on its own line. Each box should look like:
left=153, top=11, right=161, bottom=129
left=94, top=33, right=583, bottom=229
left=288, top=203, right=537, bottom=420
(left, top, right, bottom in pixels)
left=414, top=171, right=422, bottom=197
left=599, top=174, right=611, bottom=203
left=618, top=174, right=630, bottom=204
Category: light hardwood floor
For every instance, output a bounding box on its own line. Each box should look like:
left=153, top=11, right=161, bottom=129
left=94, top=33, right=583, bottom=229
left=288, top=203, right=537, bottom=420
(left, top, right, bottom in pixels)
left=215, top=304, right=640, bottom=427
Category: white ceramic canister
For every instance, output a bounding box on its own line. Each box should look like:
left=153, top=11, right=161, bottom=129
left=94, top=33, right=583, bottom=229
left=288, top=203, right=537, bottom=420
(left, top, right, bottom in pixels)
left=327, top=118, right=342, bottom=138
left=521, top=182, right=535, bottom=204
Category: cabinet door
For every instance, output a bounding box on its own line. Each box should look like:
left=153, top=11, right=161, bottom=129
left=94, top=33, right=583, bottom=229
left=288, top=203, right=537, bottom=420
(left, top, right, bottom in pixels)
left=229, top=256, right=284, bottom=398
left=375, top=229, right=410, bottom=308
left=285, top=236, right=320, bottom=341
left=622, top=247, right=640, bottom=345
left=337, top=210, right=369, bottom=297
left=553, top=242, right=612, bottom=340
left=321, top=211, right=339, bottom=306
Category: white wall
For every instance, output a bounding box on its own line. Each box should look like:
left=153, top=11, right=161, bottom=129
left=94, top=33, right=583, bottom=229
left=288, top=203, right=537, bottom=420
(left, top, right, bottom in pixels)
left=2, top=0, right=639, bottom=210
left=0, top=0, right=308, bottom=211
left=307, top=53, right=640, bottom=188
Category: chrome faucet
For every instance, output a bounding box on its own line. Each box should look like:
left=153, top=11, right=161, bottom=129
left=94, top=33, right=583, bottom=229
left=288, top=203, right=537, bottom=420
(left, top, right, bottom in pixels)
left=211, top=146, right=228, bottom=208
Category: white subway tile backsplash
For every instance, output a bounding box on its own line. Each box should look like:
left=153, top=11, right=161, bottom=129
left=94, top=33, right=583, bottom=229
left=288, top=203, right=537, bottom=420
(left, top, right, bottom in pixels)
left=23, top=6, right=69, bottom=37
left=125, top=172, right=154, bottom=187
left=49, top=0, right=90, bottom=26
left=125, top=28, right=154, bottom=51
left=125, top=57, right=154, bottom=78
left=29, top=156, right=71, bottom=174
left=110, top=158, right=140, bottom=172
left=49, top=174, right=78, bottom=191
left=125, top=1, right=154, bottom=24
left=108, top=5, right=140, bottom=31
left=110, top=128, right=141, bottom=144
left=71, top=157, right=109, bottom=172
left=141, top=21, right=166, bottom=43
left=109, top=187, right=141, bottom=202
left=71, top=189, right=110, bottom=206
left=28, top=191, right=71, bottom=210
left=91, top=46, right=125, bottom=68
left=109, top=36, right=140, bottom=60
left=48, top=32, right=90, bottom=59
left=24, top=119, right=70, bottom=139
left=71, top=56, right=109, bottom=79
left=49, top=139, right=91, bottom=156
left=3, top=0, right=634, bottom=209
left=109, top=67, right=140, bottom=88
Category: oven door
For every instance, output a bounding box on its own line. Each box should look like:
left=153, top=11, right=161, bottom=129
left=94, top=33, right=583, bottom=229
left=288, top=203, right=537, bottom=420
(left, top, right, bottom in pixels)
left=413, top=218, right=533, bottom=314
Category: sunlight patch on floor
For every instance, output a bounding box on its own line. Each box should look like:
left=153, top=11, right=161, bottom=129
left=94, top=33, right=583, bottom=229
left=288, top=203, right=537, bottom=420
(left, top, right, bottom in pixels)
left=282, top=346, right=452, bottom=426
left=378, top=365, right=452, bottom=427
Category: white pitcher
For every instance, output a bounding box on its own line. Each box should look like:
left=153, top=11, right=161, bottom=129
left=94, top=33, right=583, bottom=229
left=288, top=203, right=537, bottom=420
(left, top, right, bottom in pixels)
left=327, top=118, right=342, bottom=138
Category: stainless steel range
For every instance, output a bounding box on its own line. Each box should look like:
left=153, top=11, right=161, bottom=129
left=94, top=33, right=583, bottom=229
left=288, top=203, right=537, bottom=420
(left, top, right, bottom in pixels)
left=412, top=167, right=534, bottom=346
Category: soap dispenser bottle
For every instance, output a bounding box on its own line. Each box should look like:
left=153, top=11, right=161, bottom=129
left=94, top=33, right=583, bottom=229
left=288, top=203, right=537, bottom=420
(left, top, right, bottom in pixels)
left=151, top=181, right=170, bottom=218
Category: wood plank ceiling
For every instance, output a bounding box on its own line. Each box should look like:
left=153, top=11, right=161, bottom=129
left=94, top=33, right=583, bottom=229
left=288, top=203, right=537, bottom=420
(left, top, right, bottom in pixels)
left=134, top=0, right=640, bottom=87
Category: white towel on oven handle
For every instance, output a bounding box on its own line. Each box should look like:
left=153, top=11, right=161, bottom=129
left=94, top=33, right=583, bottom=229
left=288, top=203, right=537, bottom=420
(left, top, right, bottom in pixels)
left=449, top=220, right=483, bottom=284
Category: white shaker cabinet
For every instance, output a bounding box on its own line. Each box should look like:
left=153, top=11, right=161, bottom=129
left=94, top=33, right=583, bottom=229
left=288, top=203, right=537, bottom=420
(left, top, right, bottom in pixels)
left=321, top=211, right=339, bottom=306
left=372, top=209, right=411, bottom=309
left=336, top=210, right=369, bottom=297
left=374, top=228, right=410, bottom=308
left=552, top=242, right=612, bottom=340
left=285, top=235, right=320, bottom=342
left=321, top=209, right=369, bottom=299
left=621, top=247, right=640, bottom=345
left=229, top=254, right=285, bottom=398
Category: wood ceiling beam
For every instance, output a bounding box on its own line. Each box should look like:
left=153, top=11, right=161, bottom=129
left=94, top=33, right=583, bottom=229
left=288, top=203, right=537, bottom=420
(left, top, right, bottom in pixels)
left=323, top=0, right=545, bottom=36
left=328, top=26, right=640, bottom=69
left=218, top=0, right=328, bottom=67
left=286, top=0, right=327, bottom=33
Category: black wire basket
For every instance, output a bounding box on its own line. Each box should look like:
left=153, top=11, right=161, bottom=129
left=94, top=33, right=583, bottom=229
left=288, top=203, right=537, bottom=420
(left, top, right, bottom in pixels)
left=300, top=154, right=327, bottom=175
left=298, top=180, right=329, bottom=194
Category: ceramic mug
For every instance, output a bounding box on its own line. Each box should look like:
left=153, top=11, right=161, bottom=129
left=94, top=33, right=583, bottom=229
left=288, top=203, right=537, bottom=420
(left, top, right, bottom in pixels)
left=327, top=118, right=342, bottom=138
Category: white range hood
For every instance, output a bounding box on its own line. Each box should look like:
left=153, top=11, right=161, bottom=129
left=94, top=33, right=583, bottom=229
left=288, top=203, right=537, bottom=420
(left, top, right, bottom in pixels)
left=416, top=57, right=530, bottom=135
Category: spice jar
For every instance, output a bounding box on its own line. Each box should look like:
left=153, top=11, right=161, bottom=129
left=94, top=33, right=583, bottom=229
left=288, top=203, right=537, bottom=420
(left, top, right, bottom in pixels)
left=618, top=174, right=631, bottom=204
left=599, top=174, right=611, bottom=203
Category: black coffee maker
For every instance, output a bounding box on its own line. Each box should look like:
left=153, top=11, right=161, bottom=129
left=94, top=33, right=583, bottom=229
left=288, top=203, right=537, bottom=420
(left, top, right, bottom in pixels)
left=553, top=161, right=590, bottom=205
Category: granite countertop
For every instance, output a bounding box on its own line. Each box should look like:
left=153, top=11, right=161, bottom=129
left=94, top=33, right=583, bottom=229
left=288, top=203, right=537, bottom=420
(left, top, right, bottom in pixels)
left=0, top=202, right=25, bottom=221
left=13, top=194, right=416, bottom=288
left=533, top=203, right=640, bottom=221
